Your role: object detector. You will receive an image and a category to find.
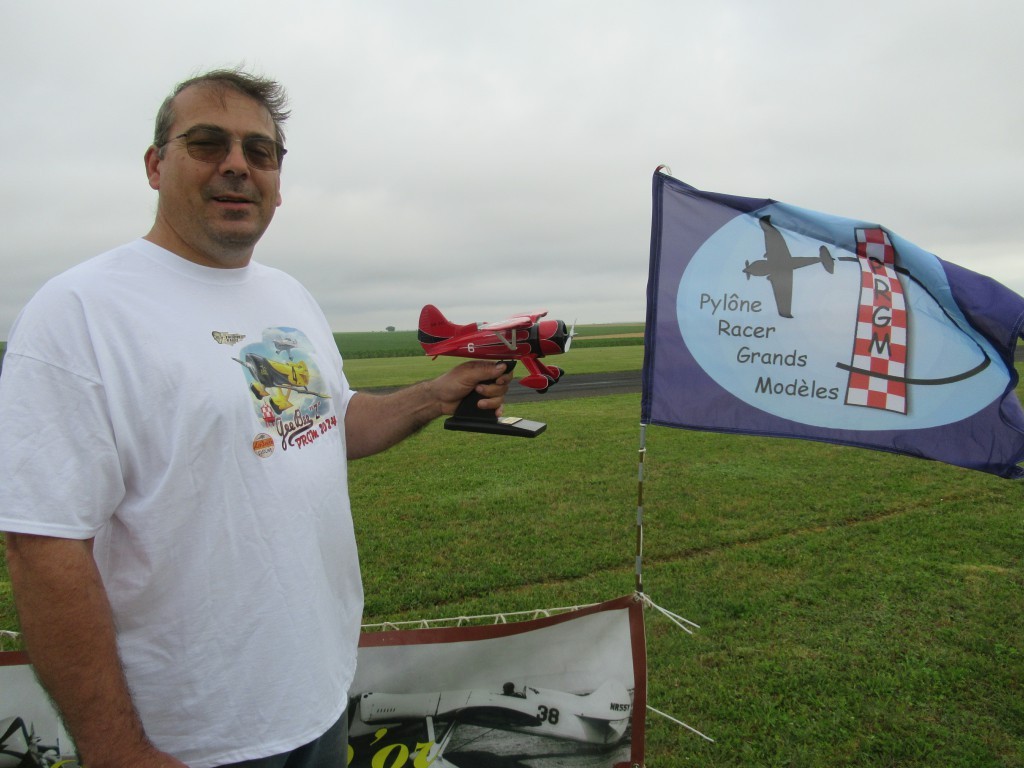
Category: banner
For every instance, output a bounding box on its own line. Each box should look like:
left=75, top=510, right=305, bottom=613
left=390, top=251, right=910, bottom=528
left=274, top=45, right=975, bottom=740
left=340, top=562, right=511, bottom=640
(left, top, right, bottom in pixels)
left=1, top=596, right=646, bottom=767
left=642, top=172, right=1024, bottom=478
left=351, top=595, right=646, bottom=768
left=0, top=651, right=77, bottom=765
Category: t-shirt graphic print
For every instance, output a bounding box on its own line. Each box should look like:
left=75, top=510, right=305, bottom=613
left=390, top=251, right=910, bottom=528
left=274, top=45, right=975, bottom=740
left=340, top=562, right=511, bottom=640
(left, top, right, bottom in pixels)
left=218, top=326, right=339, bottom=456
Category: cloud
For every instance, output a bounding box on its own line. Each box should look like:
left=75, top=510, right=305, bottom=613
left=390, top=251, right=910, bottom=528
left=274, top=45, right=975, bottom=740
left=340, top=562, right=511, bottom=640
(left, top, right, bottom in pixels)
left=2, top=0, right=1022, bottom=334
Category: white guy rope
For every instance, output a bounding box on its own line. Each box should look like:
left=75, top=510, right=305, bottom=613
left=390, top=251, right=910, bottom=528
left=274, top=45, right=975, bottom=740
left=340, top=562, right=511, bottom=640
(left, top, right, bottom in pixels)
left=638, top=593, right=701, bottom=635
left=647, top=705, right=715, bottom=743
left=361, top=603, right=599, bottom=632
left=0, top=629, right=21, bottom=650
left=640, top=594, right=714, bottom=742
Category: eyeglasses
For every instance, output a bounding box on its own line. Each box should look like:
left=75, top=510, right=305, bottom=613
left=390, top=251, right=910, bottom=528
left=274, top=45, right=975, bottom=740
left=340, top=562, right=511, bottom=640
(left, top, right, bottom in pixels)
left=162, top=126, right=287, bottom=171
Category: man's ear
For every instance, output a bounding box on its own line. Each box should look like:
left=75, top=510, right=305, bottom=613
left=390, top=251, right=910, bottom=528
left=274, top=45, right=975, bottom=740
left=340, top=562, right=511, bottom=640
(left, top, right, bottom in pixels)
left=144, top=145, right=161, bottom=190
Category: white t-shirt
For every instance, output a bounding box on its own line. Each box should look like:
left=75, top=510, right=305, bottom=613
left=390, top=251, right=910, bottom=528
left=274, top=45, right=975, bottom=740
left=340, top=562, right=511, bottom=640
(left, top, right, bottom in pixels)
left=0, top=240, right=363, bottom=766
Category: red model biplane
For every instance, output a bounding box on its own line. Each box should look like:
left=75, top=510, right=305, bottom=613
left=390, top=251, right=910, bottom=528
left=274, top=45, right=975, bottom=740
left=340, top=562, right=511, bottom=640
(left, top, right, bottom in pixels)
left=418, top=304, right=573, bottom=393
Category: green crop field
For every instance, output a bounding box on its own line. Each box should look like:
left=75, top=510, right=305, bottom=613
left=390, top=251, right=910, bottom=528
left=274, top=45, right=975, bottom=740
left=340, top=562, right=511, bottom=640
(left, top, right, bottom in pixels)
left=1, top=343, right=1022, bottom=766
left=0, top=324, right=645, bottom=373
left=334, top=330, right=423, bottom=358
left=331, top=322, right=645, bottom=360
left=572, top=322, right=645, bottom=338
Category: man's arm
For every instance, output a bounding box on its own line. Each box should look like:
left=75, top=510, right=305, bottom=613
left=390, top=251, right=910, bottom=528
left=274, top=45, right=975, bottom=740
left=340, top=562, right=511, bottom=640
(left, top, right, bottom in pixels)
left=345, top=360, right=512, bottom=459
left=4, top=533, right=186, bottom=768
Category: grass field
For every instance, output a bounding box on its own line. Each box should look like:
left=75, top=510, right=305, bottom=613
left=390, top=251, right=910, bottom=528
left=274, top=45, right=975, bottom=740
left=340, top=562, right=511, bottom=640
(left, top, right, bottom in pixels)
left=1, top=341, right=1022, bottom=766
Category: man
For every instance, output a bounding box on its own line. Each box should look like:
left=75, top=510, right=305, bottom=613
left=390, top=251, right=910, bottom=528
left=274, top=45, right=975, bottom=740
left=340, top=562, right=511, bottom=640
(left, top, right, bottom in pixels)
left=0, top=68, right=511, bottom=767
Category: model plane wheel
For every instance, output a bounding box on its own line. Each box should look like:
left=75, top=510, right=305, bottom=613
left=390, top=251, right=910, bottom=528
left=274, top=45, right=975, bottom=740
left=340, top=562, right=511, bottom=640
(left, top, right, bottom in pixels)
left=536, top=373, right=558, bottom=394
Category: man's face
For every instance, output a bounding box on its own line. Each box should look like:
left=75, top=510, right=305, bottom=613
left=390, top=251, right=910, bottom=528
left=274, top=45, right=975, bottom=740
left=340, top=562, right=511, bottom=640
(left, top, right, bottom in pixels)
left=144, top=84, right=283, bottom=268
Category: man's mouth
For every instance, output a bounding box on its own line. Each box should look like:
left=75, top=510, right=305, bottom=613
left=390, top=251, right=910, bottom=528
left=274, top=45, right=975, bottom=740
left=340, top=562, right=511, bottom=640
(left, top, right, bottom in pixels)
left=206, top=184, right=260, bottom=205
left=211, top=194, right=254, bottom=204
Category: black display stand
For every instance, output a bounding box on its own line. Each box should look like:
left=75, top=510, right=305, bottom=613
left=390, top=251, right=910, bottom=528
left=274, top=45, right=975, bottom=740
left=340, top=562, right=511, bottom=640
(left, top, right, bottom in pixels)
left=443, top=362, right=547, bottom=438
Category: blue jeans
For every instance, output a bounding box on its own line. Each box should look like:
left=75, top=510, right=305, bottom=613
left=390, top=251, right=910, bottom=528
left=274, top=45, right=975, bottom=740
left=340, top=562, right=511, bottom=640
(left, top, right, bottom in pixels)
left=216, top=709, right=349, bottom=768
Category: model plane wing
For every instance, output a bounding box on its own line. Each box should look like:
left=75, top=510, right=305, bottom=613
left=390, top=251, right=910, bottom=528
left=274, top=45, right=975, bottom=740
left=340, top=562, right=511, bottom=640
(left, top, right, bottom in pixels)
left=766, top=270, right=794, bottom=318
left=479, top=311, right=548, bottom=331
left=761, top=219, right=791, bottom=269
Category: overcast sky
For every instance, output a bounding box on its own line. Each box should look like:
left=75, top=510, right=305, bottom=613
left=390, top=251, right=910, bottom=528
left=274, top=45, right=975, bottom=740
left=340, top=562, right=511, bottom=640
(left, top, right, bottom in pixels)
left=3, top=0, right=1022, bottom=334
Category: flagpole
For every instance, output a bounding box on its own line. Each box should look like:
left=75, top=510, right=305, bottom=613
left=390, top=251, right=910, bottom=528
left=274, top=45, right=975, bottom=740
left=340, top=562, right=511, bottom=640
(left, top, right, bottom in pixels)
left=635, top=422, right=647, bottom=595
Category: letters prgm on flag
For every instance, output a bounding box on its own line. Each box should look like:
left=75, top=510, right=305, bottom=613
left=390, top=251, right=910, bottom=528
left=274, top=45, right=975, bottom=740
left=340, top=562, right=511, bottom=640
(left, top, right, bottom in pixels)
left=844, top=228, right=909, bottom=414
left=642, top=171, right=1024, bottom=479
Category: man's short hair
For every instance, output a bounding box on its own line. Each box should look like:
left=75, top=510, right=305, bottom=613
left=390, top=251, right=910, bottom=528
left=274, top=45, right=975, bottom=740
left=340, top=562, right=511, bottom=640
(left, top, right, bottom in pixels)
left=153, top=67, right=291, bottom=150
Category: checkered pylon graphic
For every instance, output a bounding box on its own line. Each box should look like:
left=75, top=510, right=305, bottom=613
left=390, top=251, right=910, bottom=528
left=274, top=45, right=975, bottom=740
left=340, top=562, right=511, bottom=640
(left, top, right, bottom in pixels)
left=844, top=228, right=909, bottom=414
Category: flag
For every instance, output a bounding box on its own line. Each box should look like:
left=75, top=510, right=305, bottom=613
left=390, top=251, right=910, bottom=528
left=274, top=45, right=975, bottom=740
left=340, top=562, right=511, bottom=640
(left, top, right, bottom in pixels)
left=641, top=171, right=1024, bottom=479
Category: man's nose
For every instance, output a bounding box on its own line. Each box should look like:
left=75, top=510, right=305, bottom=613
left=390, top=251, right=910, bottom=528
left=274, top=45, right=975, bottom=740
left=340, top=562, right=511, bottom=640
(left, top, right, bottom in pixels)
left=219, top=138, right=249, bottom=174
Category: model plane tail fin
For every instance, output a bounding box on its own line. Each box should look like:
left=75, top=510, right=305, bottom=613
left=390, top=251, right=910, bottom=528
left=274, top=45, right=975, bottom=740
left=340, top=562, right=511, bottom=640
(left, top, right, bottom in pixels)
left=574, top=679, right=632, bottom=721
left=418, top=304, right=473, bottom=346
left=819, top=245, right=835, bottom=274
